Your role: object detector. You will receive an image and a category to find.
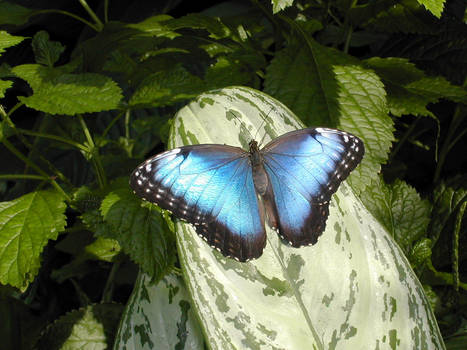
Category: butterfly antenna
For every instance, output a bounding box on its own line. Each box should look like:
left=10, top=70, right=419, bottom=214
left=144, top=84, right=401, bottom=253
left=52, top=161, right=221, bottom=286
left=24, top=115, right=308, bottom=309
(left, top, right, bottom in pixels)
left=227, top=110, right=255, bottom=143
left=256, top=106, right=275, bottom=146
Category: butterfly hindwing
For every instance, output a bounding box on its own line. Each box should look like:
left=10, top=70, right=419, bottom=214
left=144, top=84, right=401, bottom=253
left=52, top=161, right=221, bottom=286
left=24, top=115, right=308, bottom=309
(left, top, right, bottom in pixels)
left=261, top=128, right=364, bottom=246
left=130, top=145, right=267, bottom=261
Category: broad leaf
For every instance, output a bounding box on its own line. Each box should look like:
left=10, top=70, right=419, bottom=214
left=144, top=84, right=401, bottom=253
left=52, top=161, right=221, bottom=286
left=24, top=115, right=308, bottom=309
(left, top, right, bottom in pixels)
left=164, top=13, right=231, bottom=39
left=0, top=2, right=36, bottom=26
left=0, top=30, right=27, bottom=55
left=359, top=0, right=440, bottom=34
left=364, top=57, right=467, bottom=117
left=100, top=186, right=176, bottom=282
left=0, top=190, right=66, bottom=289
left=360, top=176, right=432, bottom=256
left=129, top=64, right=205, bottom=107
left=114, top=272, right=204, bottom=349
left=12, top=64, right=122, bottom=115
left=265, top=41, right=394, bottom=193
left=167, top=86, right=445, bottom=349
left=35, top=303, right=123, bottom=349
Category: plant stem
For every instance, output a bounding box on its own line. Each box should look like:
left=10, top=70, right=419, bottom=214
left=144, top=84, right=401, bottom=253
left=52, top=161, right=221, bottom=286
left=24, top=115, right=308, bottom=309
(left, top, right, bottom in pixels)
left=1, top=138, right=71, bottom=201
left=78, top=115, right=107, bottom=188
left=15, top=128, right=89, bottom=152
left=102, top=254, right=123, bottom=303
left=433, top=106, right=465, bottom=184
left=102, top=110, right=125, bottom=138
left=0, top=174, right=51, bottom=181
left=104, top=0, right=109, bottom=23
left=452, top=201, right=466, bottom=292
left=77, top=0, right=104, bottom=31
left=389, top=116, right=421, bottom=162
left=34, top=9, right=100, bottom=32
left=1, top=110, right=73, bottom=186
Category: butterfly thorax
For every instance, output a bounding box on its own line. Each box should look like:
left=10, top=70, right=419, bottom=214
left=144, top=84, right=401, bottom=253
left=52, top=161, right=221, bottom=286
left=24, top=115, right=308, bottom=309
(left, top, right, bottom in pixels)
left=249, top=140, right=269, bottom=195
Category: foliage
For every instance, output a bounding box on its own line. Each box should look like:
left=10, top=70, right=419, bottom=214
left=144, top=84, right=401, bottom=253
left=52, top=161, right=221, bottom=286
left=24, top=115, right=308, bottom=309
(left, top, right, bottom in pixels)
left=0, top=0, right=465, bottom=348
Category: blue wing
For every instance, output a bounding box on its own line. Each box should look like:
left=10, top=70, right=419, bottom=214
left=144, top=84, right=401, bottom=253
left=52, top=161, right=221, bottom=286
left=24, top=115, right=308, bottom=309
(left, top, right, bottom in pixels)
left=130, top=145, right=266, bottom=261
left=261, top=128, right=364, bottom=246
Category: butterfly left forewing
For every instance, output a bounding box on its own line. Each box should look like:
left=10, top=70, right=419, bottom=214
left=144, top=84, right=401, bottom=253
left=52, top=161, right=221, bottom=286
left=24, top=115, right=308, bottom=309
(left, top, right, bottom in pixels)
left=130, top=144, right=267, bottom=261
left=261, top=128, right=364, bottom=246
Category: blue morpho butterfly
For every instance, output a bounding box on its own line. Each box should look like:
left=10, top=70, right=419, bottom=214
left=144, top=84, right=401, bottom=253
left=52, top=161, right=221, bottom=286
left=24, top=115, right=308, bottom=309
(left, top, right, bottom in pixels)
left=130, top=123, right=364, bottom=262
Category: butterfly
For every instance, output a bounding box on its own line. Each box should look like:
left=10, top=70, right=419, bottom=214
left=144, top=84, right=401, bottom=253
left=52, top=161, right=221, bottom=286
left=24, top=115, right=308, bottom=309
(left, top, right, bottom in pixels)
left=130, top=128, right=364, bottom=262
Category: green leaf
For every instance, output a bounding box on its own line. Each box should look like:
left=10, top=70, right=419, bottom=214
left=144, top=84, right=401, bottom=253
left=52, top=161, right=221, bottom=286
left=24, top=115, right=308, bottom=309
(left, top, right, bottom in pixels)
left=265, top=40, right=394, bottom=193
left=99, top=186, right=176, bottom=282
left=31, top=31, right=65, bottom=67
left=443, top=320, right=467, bottom=350
left=84, top=237, right=120, bottom=262
left=205, top=54, right=260, bottom=89
left=429, top=179, right=467, bottom=268
left=34, top=303, right=123, bottom=349
left=360, top=176, right=432, bottom=255
left=265, top=41, right=334, bottom=126
left=429, top=179, right=467, bottom=244
left=0, top=30, right=27, bottom=55
left=0, top=190, right=66, bottom=289
left=271, top=0, right=295, bottom=13
left=0, top=2, right=36, bottom=26
left=332, top=64, right=394, bottom=193
left=164, top=13, right=231, bottom=39
left=126, top=14, right=179, bottom=39
left=12, top=64, right=122, bottom=115
left=409, top=238, right=432, bottom=268
left=169, top=86, right=445, bottom=349
left=364, top=57, right=467, bottom=117
left=114, top=272, right=205, bottom=349
left=416, top=0, right=445, bottom=18
left=359, top=0, right=440, bottom=34
left=0, top=79, right=12, bottom=98
left=129, top=65, right=205, bottom=107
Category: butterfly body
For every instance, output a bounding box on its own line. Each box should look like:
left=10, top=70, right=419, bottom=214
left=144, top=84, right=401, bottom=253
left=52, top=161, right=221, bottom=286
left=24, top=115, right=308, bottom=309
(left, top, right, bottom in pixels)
left=130, top=128, right=364, bottom=262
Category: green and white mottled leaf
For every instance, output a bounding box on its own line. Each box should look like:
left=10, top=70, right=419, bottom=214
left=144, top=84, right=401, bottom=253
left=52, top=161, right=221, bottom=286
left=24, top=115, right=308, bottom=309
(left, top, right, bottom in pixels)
left=167, top=86, right=444, bottom=349
left=0, top=190, right=66, bottom=289
left=12, top=64, right=122, bottom=115
left=114, top=272, right=204, bottom=350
